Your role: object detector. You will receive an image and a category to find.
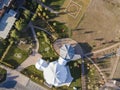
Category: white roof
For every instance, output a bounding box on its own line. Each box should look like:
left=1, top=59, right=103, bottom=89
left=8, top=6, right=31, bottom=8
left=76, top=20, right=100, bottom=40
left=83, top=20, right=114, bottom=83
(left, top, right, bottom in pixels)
left=0, top=9, right=16, bottom=39
left=35, top=58, right=48, bottom=71
left=8, top=9, right=17, bottom=17
left=43, top=61, right=68, bottom=86
left=60, top=44, right=75, bottom=60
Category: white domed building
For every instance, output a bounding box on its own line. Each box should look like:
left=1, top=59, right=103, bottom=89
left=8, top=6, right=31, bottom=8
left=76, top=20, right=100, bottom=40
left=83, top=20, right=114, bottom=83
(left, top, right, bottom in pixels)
left=35, top=44, right=81, bottom=87
left=43, top=61, right=73, bottom=87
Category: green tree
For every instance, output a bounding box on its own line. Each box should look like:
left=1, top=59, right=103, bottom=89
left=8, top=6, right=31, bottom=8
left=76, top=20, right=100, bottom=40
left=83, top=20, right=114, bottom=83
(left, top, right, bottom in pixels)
left=37, top=5, right=42, bottom=12
left=23, top=10, right=31, bottom=21
left=15, top=18, right=27, bottom=31
left=37, top=32, right=41, bottom=37
left=42, top=12, right=46, bottom=17
left=31, top=14, right=37, bottom=21
left=42, top=0, right=46, bottom=3
left=10, top=29, right=19, bottom=39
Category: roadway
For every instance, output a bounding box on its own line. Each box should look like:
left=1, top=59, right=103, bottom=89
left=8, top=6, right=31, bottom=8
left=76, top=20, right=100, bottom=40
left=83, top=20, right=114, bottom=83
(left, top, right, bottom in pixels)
left=0, top=64, right=47, bottom=90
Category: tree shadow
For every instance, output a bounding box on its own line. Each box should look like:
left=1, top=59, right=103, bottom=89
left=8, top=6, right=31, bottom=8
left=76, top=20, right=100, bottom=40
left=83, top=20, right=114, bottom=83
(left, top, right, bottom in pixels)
left=50, top=5, right=61, bottom=11
left=113, top=78, right=120, bottom=82
left=94, top=38, right=104, bottom=41
left=73, top=28, right=85, bottom=31
left=3, top=59, right=20, bottom=69
left=58, top=12, right=67, bottom=15
left=43, top=0, right=65, bottom=11
left=84, top=31, right=94, bottom=34
left=78, top=42, right=93, bottom=55
left=48, top=21, right=69, bottom=38
left=44, top=0, right=63, bottom=6
left=0, top=74, right=19, bottom=89
left=68, top=61, right=81, bottom=81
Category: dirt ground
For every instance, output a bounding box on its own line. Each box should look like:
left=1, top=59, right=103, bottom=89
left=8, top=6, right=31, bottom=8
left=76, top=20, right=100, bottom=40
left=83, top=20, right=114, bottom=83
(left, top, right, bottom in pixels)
left=72, top=0, right=120, bottom=51
left=54, top=0, right=90, bottom=29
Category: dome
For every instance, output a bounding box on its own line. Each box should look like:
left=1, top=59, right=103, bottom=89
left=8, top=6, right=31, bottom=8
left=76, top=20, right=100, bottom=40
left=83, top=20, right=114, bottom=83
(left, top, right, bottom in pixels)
left=60, top=44, right=75, bottom=60
left=43, top=61, right=68, bottom=86
left=35, top=58, right=48, bottom=71
left=58, top=57, right=67, bottom=65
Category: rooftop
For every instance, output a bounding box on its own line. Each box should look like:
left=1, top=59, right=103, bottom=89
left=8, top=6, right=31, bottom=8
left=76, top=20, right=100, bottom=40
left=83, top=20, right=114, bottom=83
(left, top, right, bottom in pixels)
left=0, top=0, right=11, bottom=9
left=0, top=9, right=16, bottom=39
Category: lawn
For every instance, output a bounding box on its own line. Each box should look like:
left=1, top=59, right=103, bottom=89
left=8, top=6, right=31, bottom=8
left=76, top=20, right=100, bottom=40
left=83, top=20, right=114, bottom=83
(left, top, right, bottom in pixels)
left=21, top=65, right=45, bottom=85
left=3, top=45, right=29, bottom=69
left=49, top=21, right=69, bottom=38
left=36, top=30, right=58, bottom=62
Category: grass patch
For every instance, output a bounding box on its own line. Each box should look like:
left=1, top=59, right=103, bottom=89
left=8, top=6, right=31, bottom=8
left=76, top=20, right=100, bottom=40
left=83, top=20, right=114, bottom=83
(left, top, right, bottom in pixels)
left=21, top=65, right=48, bottom=88
left=36, top=30, right=58, bottom=62
left=3, top=44, right=28, bottom=69
left=49, top=21, right=69, bottom=38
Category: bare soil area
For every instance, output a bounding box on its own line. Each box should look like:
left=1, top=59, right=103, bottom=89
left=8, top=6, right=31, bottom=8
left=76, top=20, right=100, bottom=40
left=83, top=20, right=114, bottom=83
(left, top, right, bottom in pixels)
left=72, top=0, right=120, bottom=52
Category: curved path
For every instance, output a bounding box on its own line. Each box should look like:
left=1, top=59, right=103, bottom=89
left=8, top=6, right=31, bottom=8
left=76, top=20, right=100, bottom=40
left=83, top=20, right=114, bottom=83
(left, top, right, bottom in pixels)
left=110, top=56, right=120, bottom=79
left=85, top=55, right=106, bottom=83
left=29, top=22, right=40, bottom=53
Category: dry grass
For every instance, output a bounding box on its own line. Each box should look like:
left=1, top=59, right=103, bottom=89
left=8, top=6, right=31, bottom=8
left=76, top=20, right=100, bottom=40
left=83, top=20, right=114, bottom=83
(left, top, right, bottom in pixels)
left=54, top=0, right=91, bottom=29
left=72, top=0, right=120, bottom=51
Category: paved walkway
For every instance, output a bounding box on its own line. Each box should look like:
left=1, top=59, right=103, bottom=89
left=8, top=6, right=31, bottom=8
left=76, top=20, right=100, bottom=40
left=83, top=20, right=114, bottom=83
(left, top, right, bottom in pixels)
left=29, top=22, right=40, bottom=53
left=0, top=65, right=47, bottom=90
left=33, top=25, right=52, bottom=36
left=16, top=53, right=42, bottom=72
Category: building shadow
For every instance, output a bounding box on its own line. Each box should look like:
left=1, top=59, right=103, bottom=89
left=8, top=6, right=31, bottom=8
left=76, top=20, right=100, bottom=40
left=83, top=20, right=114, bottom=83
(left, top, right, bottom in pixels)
left=0, top=74, right=19, bottom=89
left=78, top=42, right=93, bottom=55
left=68, top=61, right=81, bottom=81
left=113, top=78, right=120, bottom=82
